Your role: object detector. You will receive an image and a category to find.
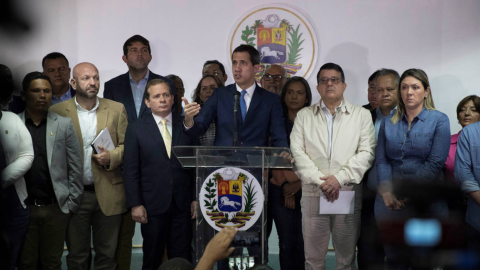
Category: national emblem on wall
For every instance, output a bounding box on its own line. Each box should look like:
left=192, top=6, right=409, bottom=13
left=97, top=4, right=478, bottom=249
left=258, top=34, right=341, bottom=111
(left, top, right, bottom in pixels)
left=229, top=4, right=318, bottom=82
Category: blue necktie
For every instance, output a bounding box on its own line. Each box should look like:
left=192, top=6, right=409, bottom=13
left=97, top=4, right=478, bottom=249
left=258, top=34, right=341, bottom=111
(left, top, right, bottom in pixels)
left=240, top=90, right=247, bottom=121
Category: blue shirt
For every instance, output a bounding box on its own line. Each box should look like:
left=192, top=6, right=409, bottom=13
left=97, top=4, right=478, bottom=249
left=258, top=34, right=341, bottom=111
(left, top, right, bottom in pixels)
left=374, top=107, right=396, bottom=140
left=129, top=70, right=149, bottom=117
left=51, top=86, right=73, bottom=105
left=376, top=108, right=450, bottom=186
left=455, top=122, right=480, bottom=230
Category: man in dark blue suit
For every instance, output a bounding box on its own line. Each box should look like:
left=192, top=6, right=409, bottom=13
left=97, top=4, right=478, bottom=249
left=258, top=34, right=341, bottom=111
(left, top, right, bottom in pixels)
left=124, top=79, right=198, bottom=270
left=183, top=45, right=288, bottom=267
left=183, top=45, right=288, bottom=148
left=103, top=35, right=176, bottom=123
left=103, top=35, right=176, bottom=269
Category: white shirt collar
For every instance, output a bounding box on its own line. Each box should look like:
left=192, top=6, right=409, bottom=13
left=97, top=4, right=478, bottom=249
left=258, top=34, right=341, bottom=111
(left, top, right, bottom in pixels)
left=235, top=82, right=256, bottom=97
left=75, top=96, right=100, bottom=112
left=152, top=112, right=173, bottom=125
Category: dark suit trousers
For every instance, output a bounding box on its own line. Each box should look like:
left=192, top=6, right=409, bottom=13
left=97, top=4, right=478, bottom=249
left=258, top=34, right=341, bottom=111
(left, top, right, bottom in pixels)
left=115, top=209, right=136, bottom=270
left=18, top=203, right=70, bottom=270
left=141, top=197, right=191, bottom=270
left=66, top=190, right=122, bottom=270
left=357, top=185, right=385, bottom=270
left=0, top=186, right=29, bottom=270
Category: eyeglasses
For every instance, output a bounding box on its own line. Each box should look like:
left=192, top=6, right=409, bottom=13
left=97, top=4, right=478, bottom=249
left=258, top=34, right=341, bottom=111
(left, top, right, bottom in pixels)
left=263, top=74, right=284, bottom=81
left=319, top=77, right=343, bottom=85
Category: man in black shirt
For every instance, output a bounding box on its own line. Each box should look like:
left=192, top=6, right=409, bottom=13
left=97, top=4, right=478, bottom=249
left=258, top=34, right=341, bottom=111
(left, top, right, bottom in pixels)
left=17, top=72, right=83, bottom=269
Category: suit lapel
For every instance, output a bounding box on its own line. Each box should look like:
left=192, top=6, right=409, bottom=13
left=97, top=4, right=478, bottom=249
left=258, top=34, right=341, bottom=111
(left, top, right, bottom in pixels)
left=122, top=72, right=138, bottom=121
left=144, top=113, right=169, bottom=160
left=46, top=112, right=59, bottom=168
left=243, top=84, right=262, bottom=125
left=64, top=99, right=83, bottom=148
left=171, top=113, right=183, bottom=158
left=96, top=99, right=109, bottom=136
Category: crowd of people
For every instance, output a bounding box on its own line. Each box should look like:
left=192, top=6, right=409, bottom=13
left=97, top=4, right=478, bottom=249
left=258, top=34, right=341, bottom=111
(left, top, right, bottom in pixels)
left=0, top=33, right=479, bottom=270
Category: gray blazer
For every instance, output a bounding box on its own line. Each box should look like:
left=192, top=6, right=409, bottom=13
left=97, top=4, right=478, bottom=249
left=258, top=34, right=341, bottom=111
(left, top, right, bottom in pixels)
left=19, top=111, right=84, bottom=214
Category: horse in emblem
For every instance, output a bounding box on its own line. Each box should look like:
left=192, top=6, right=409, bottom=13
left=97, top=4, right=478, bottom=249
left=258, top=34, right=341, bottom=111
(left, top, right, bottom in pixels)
left=260, top=47, right=285, bottom=60
left=219, top=197, right=242, bottom=210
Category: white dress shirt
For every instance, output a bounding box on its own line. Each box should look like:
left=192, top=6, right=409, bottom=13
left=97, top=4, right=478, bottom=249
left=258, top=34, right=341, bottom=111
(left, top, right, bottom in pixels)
left=75, top=97, right=100, bottom=185
left=0, top=112, right=34, bottom=208
left=320, top=100, right=343, bottom=158
left=152, top=112, right=173, bottom=139
left=235, top=82, right=257, bottom=112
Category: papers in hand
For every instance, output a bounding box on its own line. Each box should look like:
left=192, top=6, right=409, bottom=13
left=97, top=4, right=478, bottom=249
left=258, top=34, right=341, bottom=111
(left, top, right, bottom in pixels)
left=91, top=127, right=114, bottom=154
left=319, top=191, right=355, bottom=214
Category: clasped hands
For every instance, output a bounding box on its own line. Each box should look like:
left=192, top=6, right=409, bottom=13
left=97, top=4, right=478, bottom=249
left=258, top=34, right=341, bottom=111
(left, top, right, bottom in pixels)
left=319, top=175, right=341, bottom=202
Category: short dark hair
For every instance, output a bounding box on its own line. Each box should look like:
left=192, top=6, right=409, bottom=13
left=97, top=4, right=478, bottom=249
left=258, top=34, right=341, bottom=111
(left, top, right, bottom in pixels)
left=192, top=75, right=224, bottom=106
left=165, top=74, right=182, bottom=85
left=368, top=70, right=380, bottom=83
left=203, top=60, right=226, bottom=76
left=456, top=95, right=480, bottom=121
left=232, top=44, right=260, bottom=66
left=22, top=71, right=52, bottom=94
left=280, top=76, right=312, bottom=118
left=0, top=64, right=15, bottom=101
left=123, top=35, right=151, bottom=56
left=375, top=68, right=400, bottom=87
left=317, top=63, right=345, bottom=84
left=144, top=79, right=173, bottom=100
left=42, top=52, right=69, bottom=69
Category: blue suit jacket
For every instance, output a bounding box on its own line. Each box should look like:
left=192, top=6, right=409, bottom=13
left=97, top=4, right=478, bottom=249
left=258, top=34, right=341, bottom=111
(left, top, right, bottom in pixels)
left=103, top=70, right=176, bottom=123
left=123, top=112, right=199, bottom=216
left=186, top=83, right=288, bottom=147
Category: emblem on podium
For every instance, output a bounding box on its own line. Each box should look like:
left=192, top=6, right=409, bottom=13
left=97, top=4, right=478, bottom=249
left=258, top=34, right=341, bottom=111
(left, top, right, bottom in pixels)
left=199, top=168, right=264, bottom=231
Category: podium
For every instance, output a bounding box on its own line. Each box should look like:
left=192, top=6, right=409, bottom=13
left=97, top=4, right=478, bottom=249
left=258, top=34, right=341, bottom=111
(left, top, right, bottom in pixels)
left=173, top=146, right=292, bottom=269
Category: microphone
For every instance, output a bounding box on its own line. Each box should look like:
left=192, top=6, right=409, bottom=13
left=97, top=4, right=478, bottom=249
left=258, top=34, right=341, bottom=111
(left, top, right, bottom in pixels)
left=233, top=92, right=241, bottom=146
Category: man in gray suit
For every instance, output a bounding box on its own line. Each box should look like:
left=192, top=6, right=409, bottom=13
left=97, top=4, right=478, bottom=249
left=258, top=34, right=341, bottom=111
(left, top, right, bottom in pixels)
left=17, top=72, right=83, bottom=270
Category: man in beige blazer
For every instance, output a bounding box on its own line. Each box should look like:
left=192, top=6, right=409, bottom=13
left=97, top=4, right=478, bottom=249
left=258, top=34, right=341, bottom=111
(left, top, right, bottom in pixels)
left=50, top=62, right=128, bottom=270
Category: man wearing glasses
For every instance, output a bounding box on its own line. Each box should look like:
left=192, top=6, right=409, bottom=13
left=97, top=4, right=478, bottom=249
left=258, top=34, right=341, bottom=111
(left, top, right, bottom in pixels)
left=290, top=63, right=376, bottom=270
left=260, top=65, right=287, bottom=95
left=202, top=60, right=228, bottom=85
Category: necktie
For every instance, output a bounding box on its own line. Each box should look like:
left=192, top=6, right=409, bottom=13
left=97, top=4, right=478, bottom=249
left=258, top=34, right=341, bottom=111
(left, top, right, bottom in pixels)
left=161, top=118, right=172, bottom=158
left=240, top=90, right=247, bottom=121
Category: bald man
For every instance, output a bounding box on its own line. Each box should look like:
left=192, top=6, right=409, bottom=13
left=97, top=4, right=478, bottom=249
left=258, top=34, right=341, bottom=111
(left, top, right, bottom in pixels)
left=50, top=63, right=128, bottom=270
left=260, top=65, right=287, bottom=95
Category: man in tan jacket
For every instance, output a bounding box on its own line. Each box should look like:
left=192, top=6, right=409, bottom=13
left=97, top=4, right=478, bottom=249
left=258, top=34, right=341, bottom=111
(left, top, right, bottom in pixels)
left=50, top=62, right=128, bottom=270
left=291, top=63, right=376, bottom=270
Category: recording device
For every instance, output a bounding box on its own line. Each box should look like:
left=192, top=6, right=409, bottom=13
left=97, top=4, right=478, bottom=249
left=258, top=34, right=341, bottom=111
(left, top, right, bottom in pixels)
left=378, top=180, right=478, bottom=269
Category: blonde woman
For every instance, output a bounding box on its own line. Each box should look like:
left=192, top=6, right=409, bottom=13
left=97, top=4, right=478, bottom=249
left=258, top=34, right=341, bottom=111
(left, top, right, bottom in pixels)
left=374, top=69, right=450, bottom=269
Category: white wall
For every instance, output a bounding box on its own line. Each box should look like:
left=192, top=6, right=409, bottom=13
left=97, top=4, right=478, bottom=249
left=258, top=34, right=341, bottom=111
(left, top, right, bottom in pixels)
left=2, top=0, right=479, bottom=249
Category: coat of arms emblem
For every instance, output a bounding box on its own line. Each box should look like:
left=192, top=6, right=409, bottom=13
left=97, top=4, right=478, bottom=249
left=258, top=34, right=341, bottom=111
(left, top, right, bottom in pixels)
left=229, top=4, right=318, bottom=81
left=199, top=168, right=264, bottom=231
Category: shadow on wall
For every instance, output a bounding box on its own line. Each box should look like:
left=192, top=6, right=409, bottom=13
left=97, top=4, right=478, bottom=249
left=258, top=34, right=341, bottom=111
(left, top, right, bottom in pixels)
left=430, top=74, right=469, bottom=134
left=11, top=61, right=37, bottom=96
left=324, top=42, right=370, bottom=106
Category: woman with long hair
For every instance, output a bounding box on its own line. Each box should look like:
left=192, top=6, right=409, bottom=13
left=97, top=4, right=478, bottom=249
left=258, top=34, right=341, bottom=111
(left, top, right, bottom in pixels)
left=374, top=69, right=450, bottom=269
left=191, top=75, right=224, bottom=146
left=270, top=76, right=312, bottom=270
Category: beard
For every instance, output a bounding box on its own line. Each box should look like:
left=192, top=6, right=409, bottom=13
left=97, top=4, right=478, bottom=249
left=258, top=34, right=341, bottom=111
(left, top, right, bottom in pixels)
left=77, top=86, right=99, bottom=99
left=266, top=84, right=280, bottom=94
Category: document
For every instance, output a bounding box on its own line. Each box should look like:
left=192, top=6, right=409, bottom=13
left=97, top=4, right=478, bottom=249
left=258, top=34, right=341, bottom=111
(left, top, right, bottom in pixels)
left=91, top=127, right=114, bottom=154
left=319, top=191, right=355, bottom=214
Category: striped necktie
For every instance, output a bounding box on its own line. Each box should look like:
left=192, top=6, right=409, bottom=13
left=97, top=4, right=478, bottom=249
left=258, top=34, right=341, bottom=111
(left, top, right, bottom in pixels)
left=161, top=118, right=172, bottom=158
